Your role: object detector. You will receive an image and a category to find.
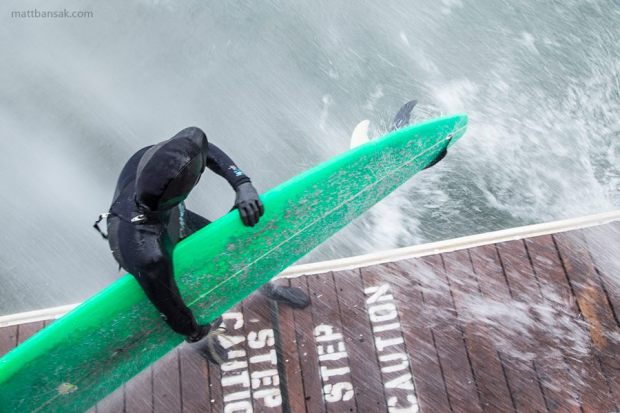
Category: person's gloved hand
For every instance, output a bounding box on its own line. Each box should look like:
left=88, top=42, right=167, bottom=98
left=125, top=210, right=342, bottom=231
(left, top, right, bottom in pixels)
left=234, top=182, right=264, bottom=226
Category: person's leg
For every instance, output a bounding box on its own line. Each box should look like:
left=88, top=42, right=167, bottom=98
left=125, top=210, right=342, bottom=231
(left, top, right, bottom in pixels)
left=113, top=221, right=228, bottom=363
left=119, top=223, right=200, bottom=336
left=166, top=204, right=212, bottom=245
left=183, top=208, right=212, bottom=235
left=133, top=250, right=227, bottom=364
left=106, top=216, right=126, bottom=270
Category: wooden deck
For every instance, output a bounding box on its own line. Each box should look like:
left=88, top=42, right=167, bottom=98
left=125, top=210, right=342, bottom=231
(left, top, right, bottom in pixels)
left=1, top=222, right=618, bottom=412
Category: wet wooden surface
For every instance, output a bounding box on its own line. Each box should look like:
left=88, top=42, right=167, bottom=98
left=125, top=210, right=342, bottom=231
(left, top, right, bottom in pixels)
left=1, top=222, right=618, bottom=412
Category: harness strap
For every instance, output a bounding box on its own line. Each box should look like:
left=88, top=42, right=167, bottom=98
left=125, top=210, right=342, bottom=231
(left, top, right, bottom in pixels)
left=93, top=213, right=110, bottom=239
left=93, top=203, right=172, bottom=240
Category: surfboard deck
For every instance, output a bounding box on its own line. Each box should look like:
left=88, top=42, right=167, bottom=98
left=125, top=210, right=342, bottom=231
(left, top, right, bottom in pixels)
left=0, top=114, right=468, bottom=412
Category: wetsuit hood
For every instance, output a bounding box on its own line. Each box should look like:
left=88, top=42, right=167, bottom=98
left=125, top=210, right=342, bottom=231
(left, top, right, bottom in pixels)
left=135, top=127, right=208, bottom=212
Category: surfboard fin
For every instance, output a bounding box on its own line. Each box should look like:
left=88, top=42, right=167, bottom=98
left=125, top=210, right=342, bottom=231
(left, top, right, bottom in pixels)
left=351, top=100, right=418, bottom=149
left=424, top=147, right=448, bottom=170
left=350, top=119, right=370, bottom=149
left=390, top=99, right=417, bottom=132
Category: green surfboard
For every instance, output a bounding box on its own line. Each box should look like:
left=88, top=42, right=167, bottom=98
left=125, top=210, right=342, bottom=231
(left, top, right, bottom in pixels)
left=0, top=114, right=467, bottom=412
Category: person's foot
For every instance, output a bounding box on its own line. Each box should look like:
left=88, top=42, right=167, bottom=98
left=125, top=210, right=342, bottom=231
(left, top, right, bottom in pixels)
left=260, top=282, right=311, bottom=309
left=186, top=317, right=228, bottom=364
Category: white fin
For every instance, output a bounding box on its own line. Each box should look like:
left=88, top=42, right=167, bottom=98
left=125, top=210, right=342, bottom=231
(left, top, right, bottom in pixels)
left=350, top=119, right=370, bottom=149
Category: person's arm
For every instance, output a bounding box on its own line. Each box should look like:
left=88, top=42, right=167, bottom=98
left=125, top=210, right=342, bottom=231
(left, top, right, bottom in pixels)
left=206, top=143, right=264, bottom=226
left=206, top=142, right=251, bottom=189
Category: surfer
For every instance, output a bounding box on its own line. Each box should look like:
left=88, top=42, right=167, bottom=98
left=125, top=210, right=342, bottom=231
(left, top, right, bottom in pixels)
left=97, top=126, right=310, bottom=364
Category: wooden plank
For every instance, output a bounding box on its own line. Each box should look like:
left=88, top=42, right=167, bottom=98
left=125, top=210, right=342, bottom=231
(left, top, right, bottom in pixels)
left=443, top=249, right=514, bottom=413
left=207, top=355, right=224, bottom=413
left=203, top=309, right=250, bottom=413
left=333, top=269, right=387, bottom=412
left=517, top=237, right=584, bottom=413
left=153, top=349, right=182, bottom=413
left=469, top=244, right=512, bottom=300
left=242, top=292, right=283, bottom=412
left=218, top=306, right=252, bottom=413
left=469, top=244, right=521, bottom=413
left=497, top=240, right=543, bottom=302
left=291, top=275, right=325, bottom=412
left=502, top=238, right=576, bottom=413
left=274, top=278, right=306, bottom=413
left=361, top=262, right=425, bottom=413
left=307, top=272, right=357, bottom=413
left=16, top=321, right=44, bottom=344
left=96, top=386, right=125, bottom=413
left=124, top=366, right=154, bottom=413
left=496, top=240, right=550, bottom=413
left=581, top=222, right=620, bottom=409
left=179, top=345, right=211, bottom=413
left=494, top=240, right=549, bottom=413
left=414, top=255, right=483, bottom=413
left=385, top=260, right=452, bottom=413
left=525, top=235, right=576, bottom=309
left=472, top=242, right=545, bottom=413
left=526, top=235, right=588, bottom=413
left=582, top=222, right=620, bottom=325
left=555, top=231, right=619, bottom=412
left=0, top=326, right=17, bottom=357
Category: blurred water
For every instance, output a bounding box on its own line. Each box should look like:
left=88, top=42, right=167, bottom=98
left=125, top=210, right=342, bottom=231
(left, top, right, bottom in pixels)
left=0, top=0, right=618, bottom=314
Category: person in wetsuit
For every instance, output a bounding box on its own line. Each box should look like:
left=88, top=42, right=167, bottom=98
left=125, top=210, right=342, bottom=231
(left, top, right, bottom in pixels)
left=103, top=126, right=310, bottom=363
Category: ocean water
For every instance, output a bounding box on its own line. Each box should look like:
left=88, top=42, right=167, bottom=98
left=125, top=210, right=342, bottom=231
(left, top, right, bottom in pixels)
left=0, top=0, right=618, bottom=314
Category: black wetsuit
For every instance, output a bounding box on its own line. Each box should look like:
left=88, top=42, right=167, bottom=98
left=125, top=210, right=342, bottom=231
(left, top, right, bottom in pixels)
left=106, top=127, right=249, bottom=336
